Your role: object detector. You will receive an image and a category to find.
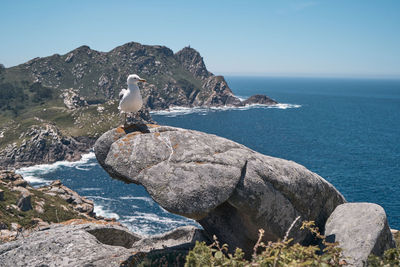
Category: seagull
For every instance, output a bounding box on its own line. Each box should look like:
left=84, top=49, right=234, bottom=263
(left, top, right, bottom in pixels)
left=118, top=74, right=146, bottom=126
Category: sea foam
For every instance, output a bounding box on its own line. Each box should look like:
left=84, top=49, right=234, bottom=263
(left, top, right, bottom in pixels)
left=16, top=152, right=96, bottom=186
left=150, top=103, right=301, bottom=117
left=120, top=212, right=197, bottom=236
left=93, top=205, right=120, bottom=220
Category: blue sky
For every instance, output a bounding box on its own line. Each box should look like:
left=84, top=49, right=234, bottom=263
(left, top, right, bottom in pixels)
left=1, top=0, right=399, bottom=78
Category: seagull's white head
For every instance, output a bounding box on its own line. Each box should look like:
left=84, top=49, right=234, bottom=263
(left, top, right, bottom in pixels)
left=127, top=74, right=146, bottom=85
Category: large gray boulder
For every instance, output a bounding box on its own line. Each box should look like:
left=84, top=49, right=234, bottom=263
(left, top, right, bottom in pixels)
left=324, top=203, right=396, bottom=267
left=0, top=222, right=207, bottom=267
left=95, top=125, right=346, bottom=254
left=0, top=223, right=140, bottom=267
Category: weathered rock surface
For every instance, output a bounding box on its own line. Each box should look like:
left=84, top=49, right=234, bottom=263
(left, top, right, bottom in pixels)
left=61, top=88, right=88, bottom=109
left=0, top=124, right=94, bottom=169
left=95, top=125, right=346, bottom=254
left=0, top=222, right=207, bottom=267
left=0, top=223, right=139, bottom=267
left=325, top=203, right=396, bottom=267
left=131, top=225, right=209, bottom=252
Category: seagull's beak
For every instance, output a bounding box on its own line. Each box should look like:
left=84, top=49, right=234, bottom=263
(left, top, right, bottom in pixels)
left=139, top=79, right=146, bottom=83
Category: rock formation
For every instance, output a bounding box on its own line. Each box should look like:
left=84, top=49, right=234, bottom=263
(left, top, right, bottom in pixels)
left=94, top=125, right=346, bottom=254
left=0, top=124, right=94, bottom=169
left=325, top=203, right=396, bottom=266
left=0, top=221, right=207, bottom=266
left=242, top=94, right=278, bottom=105
left=62, top=88, right=88, bottom=110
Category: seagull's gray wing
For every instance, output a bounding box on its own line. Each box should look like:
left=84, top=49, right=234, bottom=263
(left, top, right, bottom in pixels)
left=119, top=89, right=127, bottom=100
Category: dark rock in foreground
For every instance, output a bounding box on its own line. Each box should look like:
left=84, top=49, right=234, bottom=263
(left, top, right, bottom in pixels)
left=95, top=125, right=346, bottom=254
left=325, top=203, right=396, bottom=267
left=0, top=222, right=207, bottom=267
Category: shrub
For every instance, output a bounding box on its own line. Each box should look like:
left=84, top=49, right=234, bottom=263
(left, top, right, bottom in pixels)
left=185, top=220, right=346, bottom=267
left=30, top=82, right=53, bottom=102
left=368, top=248, right=400, bottom=266
left=368, top=231, right=400, bottom=266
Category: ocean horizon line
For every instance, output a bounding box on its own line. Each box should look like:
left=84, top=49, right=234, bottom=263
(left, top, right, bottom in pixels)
left=219, top=73, right=400, bottom=81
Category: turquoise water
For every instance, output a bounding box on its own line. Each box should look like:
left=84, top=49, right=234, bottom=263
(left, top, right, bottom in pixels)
left=18, top=76, right=400, bottom=234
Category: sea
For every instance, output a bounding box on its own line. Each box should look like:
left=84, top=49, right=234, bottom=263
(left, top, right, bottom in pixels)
left=16, top=76, right=400, bottom=235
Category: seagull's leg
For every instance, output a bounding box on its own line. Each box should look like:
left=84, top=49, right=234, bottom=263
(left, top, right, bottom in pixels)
left=120, top=112, right=126, bottom=128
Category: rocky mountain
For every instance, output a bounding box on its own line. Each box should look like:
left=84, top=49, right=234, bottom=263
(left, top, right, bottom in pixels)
left=2, top=42, right=276, bottom=110
left=0, top=42, right=276, bottom=168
